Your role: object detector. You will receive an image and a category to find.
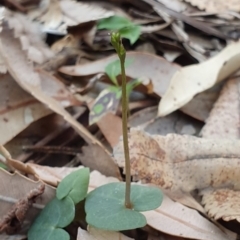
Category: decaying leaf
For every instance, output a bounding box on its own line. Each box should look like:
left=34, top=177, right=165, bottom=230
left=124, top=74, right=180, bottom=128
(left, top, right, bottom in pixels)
left=129, top=106, right=202, bottom=136
left=0, top=184, right=45, bottom=234
left=201, top=77, right=240, bottom=139
left=114, top=128, right=240, bottom=192
left=200, top=76, right=240, bottom=222
left=89, top=87, right=122, bottom=125
left=97, top=112, right=122, bottom=148
left=0, top=168, right=55, bottom=233
left=78, top=144, right=121, bottom=179
left=0, top=73, right=52, bottom=145
left=59, top=51, right=220, bottom=121
left=3, top=9, right=54, bottom=64
left=159, top=41, right=240, bottom=117
left=77, top=226, right=133, bottom=240
left=59, top=52, right=180, bottom=97
left=201, top=188, right=240, bottom=222
left=183, top=0, right=240, bottom=13
left=28, top=0, right=114, bottom=34
left=143, top=194, right=236, bottom=240
left=2, top=24, right=109, bottom=147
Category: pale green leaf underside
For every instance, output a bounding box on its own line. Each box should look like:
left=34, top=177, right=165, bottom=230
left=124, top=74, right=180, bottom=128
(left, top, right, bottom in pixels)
left=85, top=182, right=163, bottom=231
left=28, top=197, right=74, bottom=240
left=56, top=168, right=90, bottom=204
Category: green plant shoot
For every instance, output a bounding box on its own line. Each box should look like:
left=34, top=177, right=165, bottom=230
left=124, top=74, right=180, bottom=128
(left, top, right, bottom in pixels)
left=89, top=58, right=140, bottom=125
left=98, top=16, right=141, bottom=44
left=85, top=32, right=163, bottom=231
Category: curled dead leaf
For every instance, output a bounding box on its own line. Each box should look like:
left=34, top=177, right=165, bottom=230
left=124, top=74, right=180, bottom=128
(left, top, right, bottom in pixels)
left=114, top=128, right=240, bottom=192
left=159, top=41, right=240, bottom=117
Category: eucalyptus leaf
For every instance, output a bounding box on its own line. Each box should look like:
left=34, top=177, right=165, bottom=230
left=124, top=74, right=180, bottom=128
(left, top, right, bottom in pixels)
left=98, top=16, right=140, bottom=45
left=28, top=197, right=75, bottom=240
left=119, top=25, right=141, bottom=45
left=98, top=16, right=132, bottom=30
left=56, top=168, right=90, bottom=204
left=85, top=182, right=162, bottom=231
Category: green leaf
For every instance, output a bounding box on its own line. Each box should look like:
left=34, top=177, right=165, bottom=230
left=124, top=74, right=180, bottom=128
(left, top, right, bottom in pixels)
left=130, top=184, right=163, bottom=211
left=85, top=182, right=163, bottom=231
left=98, top=16, right=140, bottom=45
left=28, top=197, right=75, bottom=240
left=0, top=162, right=7, bottom=170
left=105, top=59, right=133, bottom=86
left=119, top=25, right=141, bottom=45
left=89, top=87, right=122, bottom=125
left=98, top=16, right=132, bottom=30
left=56, top=168, right=89, bottom=204
left=126, top=79, right=141, bottom=96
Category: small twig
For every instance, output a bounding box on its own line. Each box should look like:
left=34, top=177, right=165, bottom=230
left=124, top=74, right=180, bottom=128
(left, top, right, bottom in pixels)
left=22, top=146, right=81, bottom=156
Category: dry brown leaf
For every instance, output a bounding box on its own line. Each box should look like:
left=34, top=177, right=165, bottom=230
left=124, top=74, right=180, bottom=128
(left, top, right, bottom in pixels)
left=183, top=0, right=240, bottom=13
left=0, top=184, right=44, bottom=234
left=201, top=77, right=240, bottom=139
left=59, top=52, right=180, bottom=97
left=144, top=194, right=236, bottom=240
left=0, top=68, right=78, bottom=145
left=77, top=226, right=133, bottom=240
left=0, top=25, right=120, bottom=178
left=4, top=9, right=54, bottom=64
left=129, top=106, right=202, bottom=136
left=97, top=112, right=122, bottom=148
left=0, top=52, right=7, bottom=74
left=28, top=0, right=114, bottom=34
left=180, top=82, right=222, bottom=121
left=78, top=144, right=121, bottom=179
left=0, top=27, right=90, bottom=143
left=59, top=52, right=218, bottom=121
left=0, top=168, right=55, bottom=233
left=157, top=0, right=188, bottom=12
left=12, top=162, right=84, bottom=186
left=159, top=41, right=240, bottom=117
left=114, top=128, right=240, bottom=192
left=201, top=188, right=240, bottom=222
left=0, top=73, right=52, bottom=145
left=0, top=233, right=26, bottom=239
left=200, top=76, right=240, bottom=221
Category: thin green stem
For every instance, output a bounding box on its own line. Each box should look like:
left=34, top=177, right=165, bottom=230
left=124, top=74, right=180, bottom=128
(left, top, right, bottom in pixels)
left=120, top=57, right=131, bottom=209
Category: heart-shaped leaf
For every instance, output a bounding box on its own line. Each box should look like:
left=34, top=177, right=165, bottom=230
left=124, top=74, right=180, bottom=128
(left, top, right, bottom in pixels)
left=85, top=182, right=163, bottom=231
left=56, top=168, right=90, bottom=204
left=28, top=197, right=75, bottom=240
